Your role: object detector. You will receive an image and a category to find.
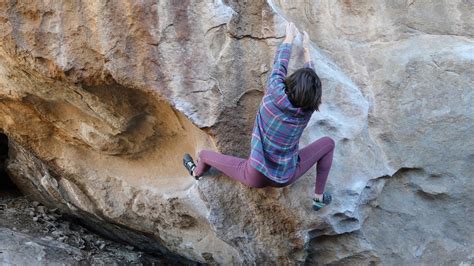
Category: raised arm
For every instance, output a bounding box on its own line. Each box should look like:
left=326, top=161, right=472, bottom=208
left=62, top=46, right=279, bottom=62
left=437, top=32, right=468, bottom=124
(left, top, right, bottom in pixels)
left=302, top=31, right=315, bottom=71
left=267, top=22, right=298, bottom=94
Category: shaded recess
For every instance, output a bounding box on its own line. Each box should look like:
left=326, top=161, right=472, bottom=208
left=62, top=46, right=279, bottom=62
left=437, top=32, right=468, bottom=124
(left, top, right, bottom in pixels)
left=3, top=79, right=216, bottom=184
left=64, top=83, right=218, bottom=181
left=0, top=133, right=21, bottom=197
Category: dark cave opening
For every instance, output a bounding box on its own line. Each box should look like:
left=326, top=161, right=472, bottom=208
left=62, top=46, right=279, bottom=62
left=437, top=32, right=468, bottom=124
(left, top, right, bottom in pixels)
left=0, top=132, right=22, bottom=197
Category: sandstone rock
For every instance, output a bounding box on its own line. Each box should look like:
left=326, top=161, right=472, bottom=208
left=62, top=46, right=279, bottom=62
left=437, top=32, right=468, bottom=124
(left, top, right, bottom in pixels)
left=0, top=0, right=473, bottom=264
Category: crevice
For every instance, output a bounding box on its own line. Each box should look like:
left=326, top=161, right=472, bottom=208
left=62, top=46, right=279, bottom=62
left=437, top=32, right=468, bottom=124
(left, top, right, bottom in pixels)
left=204, top=23, right=228, bottom=36
left=0, top=133, right=22, bottom=198
left=229, top=33, right=284, bottom=40
left=392, top=166, right=425, bottom=176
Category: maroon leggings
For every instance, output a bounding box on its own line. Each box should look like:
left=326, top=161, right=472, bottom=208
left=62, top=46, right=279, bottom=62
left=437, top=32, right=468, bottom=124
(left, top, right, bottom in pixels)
left=194, top=136, right=335, bottom=194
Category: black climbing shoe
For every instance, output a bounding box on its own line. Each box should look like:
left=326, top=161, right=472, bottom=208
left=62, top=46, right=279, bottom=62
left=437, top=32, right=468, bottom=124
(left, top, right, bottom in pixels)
left=183, top=153, right=200, bottom=180
left=312, top=192, right=332, bottom=211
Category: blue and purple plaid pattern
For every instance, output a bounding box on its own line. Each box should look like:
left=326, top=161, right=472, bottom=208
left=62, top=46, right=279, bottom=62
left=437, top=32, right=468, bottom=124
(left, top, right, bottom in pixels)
left=249, top=43, right=315, bottom=183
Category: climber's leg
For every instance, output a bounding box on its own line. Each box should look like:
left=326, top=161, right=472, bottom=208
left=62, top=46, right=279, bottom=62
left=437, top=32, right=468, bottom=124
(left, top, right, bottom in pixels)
left=276, top=136, right=335, bottom=195
left=194, top=150, right=271, bottom=188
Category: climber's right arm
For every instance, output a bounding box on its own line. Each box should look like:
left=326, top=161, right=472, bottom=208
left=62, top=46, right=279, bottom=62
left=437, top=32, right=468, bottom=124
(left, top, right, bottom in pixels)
left=302, top=31, right=315, bottom=71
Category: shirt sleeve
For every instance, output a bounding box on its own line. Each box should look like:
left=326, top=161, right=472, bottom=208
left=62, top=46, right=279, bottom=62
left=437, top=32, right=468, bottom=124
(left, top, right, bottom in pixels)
left=266, top=43, right=292, bottom=95
left=303, top=60, right=315, bottom=71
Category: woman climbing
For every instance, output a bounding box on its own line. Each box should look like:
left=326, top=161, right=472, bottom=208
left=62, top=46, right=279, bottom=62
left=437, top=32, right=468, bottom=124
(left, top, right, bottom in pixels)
left=182, top=22, right=335, bottom=211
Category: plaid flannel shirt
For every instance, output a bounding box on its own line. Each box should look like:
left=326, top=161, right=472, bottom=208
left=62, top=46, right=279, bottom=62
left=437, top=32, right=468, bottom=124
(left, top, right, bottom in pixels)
left=249, top=42, right=315, bottom=183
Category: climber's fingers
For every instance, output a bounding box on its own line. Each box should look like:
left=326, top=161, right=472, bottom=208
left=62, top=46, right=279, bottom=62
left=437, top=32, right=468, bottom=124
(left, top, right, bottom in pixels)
left=285, top=22, right=298, bottom=41
left=303, top=31, right=310, bottom=48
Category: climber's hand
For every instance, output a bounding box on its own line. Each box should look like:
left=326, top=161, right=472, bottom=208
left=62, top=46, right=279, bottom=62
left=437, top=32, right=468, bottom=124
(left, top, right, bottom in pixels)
left=302, top=31, right=311, bottom=63
left=302, top=31, right=310, bottom=50
left=283, top=22, right=298, bottom=44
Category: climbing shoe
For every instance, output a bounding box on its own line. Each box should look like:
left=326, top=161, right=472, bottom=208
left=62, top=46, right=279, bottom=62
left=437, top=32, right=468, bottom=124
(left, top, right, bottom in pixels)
left=312, top=192, right=332, bottom=211
left=183, top=153, right=200, bottom=180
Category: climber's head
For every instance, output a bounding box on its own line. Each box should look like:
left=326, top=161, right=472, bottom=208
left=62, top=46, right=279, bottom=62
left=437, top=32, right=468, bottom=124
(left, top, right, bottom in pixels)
left=284, top=67, right=322, bottom=112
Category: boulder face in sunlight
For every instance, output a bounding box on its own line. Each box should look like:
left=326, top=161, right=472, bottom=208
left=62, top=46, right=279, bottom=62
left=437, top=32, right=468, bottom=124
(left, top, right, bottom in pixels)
left=0, top=0, right=472, bottom=264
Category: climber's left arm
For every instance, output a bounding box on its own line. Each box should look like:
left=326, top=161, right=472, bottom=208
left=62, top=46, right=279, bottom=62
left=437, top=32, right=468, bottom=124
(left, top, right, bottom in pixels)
left=266, top=22, right=297, bottom=95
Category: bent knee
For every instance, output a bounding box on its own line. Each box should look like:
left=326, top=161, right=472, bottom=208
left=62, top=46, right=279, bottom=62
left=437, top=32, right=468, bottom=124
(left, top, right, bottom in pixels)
left=321, top=136, right=335, bottom=149
left=197, top=149, right=212, bottom=159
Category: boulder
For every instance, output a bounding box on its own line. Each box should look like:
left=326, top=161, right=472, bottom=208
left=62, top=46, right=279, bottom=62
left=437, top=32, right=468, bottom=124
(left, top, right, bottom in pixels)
left=0, top=0, right=472, bottom=264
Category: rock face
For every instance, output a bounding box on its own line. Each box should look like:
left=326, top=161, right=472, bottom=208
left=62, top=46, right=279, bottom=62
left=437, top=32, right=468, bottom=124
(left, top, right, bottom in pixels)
left=0, top=0, right=473, bottom=264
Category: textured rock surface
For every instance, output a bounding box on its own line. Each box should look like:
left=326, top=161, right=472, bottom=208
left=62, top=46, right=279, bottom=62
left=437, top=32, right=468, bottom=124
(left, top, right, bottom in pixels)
left=1, top=227, right=88, bottom=265
left=0, top=0, right=473, bottom=264
left=0, top=196, right=190, bottom=265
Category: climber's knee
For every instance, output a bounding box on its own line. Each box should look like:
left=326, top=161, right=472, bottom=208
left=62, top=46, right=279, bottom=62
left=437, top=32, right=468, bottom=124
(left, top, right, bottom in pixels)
left=321, top=136, right=335, bottom=150
left=198, top=149, right=210, bottom=158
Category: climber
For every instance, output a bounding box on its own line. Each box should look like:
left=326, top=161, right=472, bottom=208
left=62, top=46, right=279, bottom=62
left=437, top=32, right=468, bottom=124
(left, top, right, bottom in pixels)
left=183, top=22, right=335, bottom=211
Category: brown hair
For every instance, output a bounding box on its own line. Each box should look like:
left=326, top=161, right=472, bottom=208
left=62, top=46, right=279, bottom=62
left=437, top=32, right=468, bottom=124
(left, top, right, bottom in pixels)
left=284, top=67, right=322, bottom=112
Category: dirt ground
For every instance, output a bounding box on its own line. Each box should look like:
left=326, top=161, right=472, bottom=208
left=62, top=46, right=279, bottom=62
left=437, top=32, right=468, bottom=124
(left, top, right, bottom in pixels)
left=0, top=187, right=196, bottom=265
